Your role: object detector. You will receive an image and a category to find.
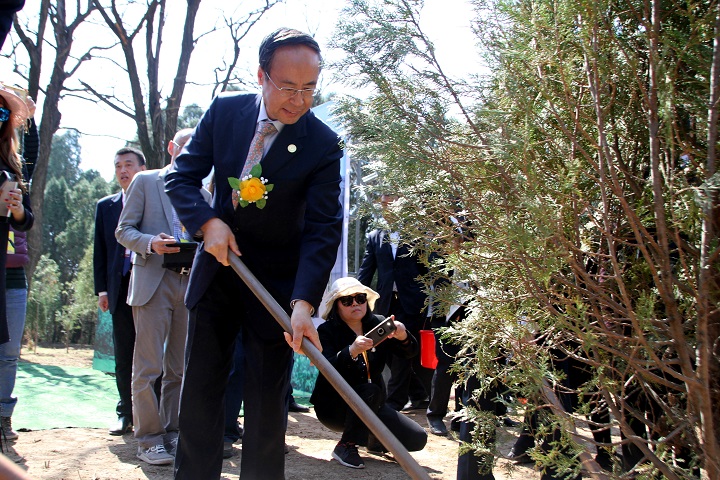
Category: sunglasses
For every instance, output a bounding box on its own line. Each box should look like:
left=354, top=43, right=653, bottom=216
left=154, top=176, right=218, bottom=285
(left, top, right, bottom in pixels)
left=338, top=293, right=368, bottom=307
left=0, top=107, right=9, bottom=122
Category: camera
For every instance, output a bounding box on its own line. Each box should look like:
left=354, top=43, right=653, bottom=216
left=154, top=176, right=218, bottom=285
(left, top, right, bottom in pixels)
left=365, top=317, right=397, bottom=346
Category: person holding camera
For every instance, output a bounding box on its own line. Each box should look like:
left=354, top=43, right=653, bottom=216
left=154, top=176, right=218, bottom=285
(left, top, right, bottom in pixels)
left=0, top=84, right=33, bottom=442
left=115, top=129, right=210, bottom=465
left=311, top=277, right=427, bottom=469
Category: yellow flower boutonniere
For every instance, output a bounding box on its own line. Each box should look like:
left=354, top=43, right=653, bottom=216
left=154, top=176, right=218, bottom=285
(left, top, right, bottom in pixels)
left=228, top=164, right=274, bottom=210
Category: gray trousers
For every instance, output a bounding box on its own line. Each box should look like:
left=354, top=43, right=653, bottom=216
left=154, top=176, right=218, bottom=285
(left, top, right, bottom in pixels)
left=131, top=270, right=189, bottom=449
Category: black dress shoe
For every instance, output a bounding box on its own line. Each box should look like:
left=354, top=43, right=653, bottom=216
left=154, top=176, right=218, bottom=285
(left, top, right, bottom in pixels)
left=223, top=441, right=234, bottom=459
left=507, top=448, right=533, bottom=464
left=502, top=416, right=521, bottom=428
left=288, top=400, right=310, bottom=413
left=450, top=416, right=461, bottom=432
left=402, top=399, right=430, bottom=411
left=427, top=417, right=448, bottom=436
left=109, top=416, right=133, bottom=436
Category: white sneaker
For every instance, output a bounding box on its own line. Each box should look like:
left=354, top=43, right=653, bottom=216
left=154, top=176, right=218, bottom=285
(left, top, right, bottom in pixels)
left=137, top=444, right=174, bottom=465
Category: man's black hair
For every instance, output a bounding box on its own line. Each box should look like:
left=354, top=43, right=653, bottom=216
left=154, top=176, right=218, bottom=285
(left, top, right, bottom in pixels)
left=115, top=146, right=146, bottom=166
left=258, top=28, right=322, bottom=75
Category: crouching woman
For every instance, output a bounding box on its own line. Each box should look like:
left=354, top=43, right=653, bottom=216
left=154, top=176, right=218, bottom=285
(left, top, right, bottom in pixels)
left=311, top=277, right=427, bottom=469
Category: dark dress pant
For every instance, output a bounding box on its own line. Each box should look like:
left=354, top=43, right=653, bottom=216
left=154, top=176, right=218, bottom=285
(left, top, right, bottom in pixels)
left=457, top=375, right=496, bottom=480
left=385, top=296, right=433, bottom=409
left=427, top=317, right=461, bottom=420
left=314, top=382, right=427, bottom=451
left=174, top=266, right=292, bottom=480
left=224, top=330, right=245, bottom=443
left=111, top=273, right=135, bottom=419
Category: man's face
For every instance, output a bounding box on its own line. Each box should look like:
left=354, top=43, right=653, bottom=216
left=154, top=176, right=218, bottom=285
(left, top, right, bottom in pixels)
left=380, top=194, right=398, bottom=210
left=380, top=194, right=399, bottom=221
left=168, top=133, right=192, bottom=165
left=114, top=153, right=145, bottom=191
left=258, top=45, right=320, bottom=125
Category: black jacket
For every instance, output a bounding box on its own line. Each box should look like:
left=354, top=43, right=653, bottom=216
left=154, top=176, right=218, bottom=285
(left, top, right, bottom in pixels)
left=357, top=229, right=428, bottom=316
left=310, top=314, right=418, bottom=407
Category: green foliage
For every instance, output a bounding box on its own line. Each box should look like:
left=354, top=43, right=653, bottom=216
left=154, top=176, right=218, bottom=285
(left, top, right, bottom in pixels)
left=46, top=130, right=82, bottom=185
left=55, top=175, right=112, bottom=282
left=35, top=130, right=113, bottom=345
left=26, top=255, right=63, bottom=350
left=61, top=247, right=97, bottom=347
left=333, top=0, right=720, bottom=477
left=177, top=104, right=204, bottom=130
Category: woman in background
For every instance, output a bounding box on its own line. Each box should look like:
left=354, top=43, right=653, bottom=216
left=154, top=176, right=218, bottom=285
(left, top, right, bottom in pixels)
left=0, top=84, right=34, bottom=441
left=311, top=277, right=427, bottom=469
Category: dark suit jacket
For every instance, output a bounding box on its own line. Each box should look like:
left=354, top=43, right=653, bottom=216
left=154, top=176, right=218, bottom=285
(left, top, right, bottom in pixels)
left=356, top=229, right=428, bottom=317
left=165, top=92, right=343, bottom=312
left=93, top=192, right=125, bottom=314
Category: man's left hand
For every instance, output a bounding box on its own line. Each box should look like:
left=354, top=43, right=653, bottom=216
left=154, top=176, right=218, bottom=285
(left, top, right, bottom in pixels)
left=284, top=299, right=322, bottom=355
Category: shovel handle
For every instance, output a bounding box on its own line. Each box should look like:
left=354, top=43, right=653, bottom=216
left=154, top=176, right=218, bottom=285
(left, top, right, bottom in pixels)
left=227, top=252, right=431, bottom=480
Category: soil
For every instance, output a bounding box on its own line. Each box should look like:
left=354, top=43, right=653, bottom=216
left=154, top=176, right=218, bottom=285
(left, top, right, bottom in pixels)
left=5, top=345, right=542, bottom=480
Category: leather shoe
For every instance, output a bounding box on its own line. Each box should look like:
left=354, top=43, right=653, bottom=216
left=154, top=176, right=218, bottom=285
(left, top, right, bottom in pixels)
left=427, top=417, right=448, bottom=436
left=502, top=416, right=521, bottom=428
left=109, top=416, right=133, bottom=436
left=402, top=399, right=429, bottom=411
left=288, top=400, right=310, bottom=413
left=223, top=441, right=234, bottom=459
left=507, top=448, right=533, bottom=464
left=450, top=415, right=461, bottom=432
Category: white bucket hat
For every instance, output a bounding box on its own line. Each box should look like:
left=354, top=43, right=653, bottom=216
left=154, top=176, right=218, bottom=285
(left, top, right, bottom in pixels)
left=0, top=84, right=28, bottom=128
left=318, top=277, right=380, bottom=320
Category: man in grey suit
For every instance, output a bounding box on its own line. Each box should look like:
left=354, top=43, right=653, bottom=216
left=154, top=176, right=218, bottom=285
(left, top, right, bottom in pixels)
left=116, top=129, right=211, bottom=465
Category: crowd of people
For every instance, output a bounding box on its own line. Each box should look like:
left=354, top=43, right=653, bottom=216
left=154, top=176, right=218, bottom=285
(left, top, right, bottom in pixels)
left=0, top=26, right=628, bottom=480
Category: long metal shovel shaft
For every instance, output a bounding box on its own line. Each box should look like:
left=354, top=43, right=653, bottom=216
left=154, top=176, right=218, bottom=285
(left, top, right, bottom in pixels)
left=228, top=252, right=431, bottom=480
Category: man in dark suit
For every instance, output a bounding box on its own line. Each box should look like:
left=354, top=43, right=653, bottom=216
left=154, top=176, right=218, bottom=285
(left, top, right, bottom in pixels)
left=165, top=28, right=343, bottom=480
left=93, top=147, right=146, bottom=435
left=357, top=194, right=433, bottom=411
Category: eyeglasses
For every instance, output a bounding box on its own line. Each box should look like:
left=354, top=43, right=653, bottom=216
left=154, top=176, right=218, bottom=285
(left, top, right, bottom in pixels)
left=264, top=72, right=316, bottom=99
left=0, top=107, right=10, bottom=122
left=338, top=293, right=368, bottom=307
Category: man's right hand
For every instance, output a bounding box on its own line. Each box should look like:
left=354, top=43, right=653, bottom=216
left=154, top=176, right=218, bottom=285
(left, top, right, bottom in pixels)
left=98, top=295, right=109, bottom=312
left=151, top=233, right=181, bottom=254
left=201, top=217, right=240, bottom=266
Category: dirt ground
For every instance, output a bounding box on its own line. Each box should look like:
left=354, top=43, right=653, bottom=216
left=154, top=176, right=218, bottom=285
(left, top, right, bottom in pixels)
left=4, top=345, right=543, bottom=480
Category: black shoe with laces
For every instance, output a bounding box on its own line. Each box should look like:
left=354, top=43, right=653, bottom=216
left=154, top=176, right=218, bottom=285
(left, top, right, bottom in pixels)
left=332, top=442, right=365, bottom=469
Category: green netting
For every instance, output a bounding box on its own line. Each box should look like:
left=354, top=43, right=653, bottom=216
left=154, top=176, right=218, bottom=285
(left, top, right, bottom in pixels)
left=13, top=362, right=118, bottom=431
left=12, top=352, right=316, bottom=430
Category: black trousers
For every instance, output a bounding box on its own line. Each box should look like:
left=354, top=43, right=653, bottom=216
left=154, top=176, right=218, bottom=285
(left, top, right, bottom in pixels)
left=111, top=273, right=135, bottom=419
left=457, top=376, right=499, bottom=480
left=385, top=295, right=433, bottom=409
left=314, top=382, right=427, bottom=451
left=174, top=267, right=293, bottom=480
left=427, top=317, right=461, bottom=419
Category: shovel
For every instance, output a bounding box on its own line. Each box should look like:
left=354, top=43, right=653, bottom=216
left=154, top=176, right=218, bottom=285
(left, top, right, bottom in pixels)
left=228, top=252, right=432, bottom=480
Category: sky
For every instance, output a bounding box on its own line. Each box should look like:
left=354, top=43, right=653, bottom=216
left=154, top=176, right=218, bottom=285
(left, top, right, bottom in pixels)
left=1, top=0, right=479, bottom=181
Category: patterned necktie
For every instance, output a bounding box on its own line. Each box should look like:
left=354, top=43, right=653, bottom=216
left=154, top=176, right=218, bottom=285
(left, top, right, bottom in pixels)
left=172, top=208, right=190, bottom=242
left=240, top=120, right=277, bottom=178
